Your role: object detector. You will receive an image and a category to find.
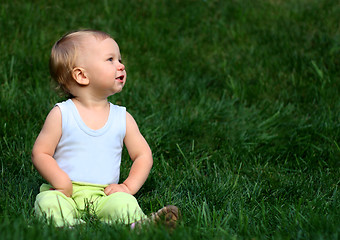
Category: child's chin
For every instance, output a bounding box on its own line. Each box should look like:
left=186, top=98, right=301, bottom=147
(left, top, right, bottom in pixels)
left=114, top=87, right=124, bottom=94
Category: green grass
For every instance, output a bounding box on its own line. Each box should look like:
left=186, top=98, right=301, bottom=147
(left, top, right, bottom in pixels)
left=1, top=0, right=339, bottom=239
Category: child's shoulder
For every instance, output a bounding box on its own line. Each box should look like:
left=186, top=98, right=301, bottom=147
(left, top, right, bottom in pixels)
left=55, top=98, right=72, bottom=107
left=40, top=104, right=62, bottom=134
left=45, top=104, right=62, bottom=122
left=109, top=101, right=126, bottom=112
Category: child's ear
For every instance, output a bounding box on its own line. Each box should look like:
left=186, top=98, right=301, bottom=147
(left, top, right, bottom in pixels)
left=72, top=67, right=89, bottom=86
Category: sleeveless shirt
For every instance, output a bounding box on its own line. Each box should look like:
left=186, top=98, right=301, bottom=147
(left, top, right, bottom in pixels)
left=53, top=99, right=126, bottom=185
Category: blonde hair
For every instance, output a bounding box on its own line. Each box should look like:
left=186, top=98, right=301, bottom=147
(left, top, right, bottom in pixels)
left=49, top=30, right=112, bottom=96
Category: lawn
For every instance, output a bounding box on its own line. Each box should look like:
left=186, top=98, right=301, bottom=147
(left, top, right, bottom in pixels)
left=0, top=0, right=339, bottom=239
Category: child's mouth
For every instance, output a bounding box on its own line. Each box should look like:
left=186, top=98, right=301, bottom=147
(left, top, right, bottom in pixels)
left=116, top=75, right=124, bottom=83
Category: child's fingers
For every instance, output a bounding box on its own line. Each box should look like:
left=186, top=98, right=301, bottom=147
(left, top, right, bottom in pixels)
left=104, top=184, right=130, bottom=195
left=104, top=184, right=119, bottom=195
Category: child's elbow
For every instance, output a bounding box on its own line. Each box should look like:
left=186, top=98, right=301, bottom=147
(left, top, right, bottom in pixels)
left=149, top=157, right=154, bottom=168
left=31, top=146, right=45, bottom=166
left=31, top=147, right=39, bottom=164
left=145, top=148, right=153, bottom=167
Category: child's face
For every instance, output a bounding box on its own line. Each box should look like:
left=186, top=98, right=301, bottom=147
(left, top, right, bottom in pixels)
left=78, top=36, right=126, bottom=97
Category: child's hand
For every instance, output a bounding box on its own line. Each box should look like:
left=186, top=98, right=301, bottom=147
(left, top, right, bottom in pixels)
left=104, top=183, right=131, bottom=196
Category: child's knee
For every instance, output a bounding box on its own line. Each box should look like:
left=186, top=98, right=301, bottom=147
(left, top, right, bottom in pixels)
left=34, top=191, right=75, bottom=215
left=107, top=192, right=139, bottom=208
left=34, top=191, right=80, bottom=227
left=98, top=192, right=146, bottom=224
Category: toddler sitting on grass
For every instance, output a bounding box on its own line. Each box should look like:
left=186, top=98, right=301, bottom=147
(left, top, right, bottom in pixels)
left=32, top=29, right=179, bottom=228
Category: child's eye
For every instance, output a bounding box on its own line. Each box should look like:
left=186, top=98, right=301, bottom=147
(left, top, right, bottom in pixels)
left=119, top=59, right=122, bottom=63
left=107, top=57, right=113, bottom=62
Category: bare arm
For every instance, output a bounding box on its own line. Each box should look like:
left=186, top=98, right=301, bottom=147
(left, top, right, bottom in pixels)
left=105, top=112, right=153, bottom=195
left=31, top=106, right=73, bottom=197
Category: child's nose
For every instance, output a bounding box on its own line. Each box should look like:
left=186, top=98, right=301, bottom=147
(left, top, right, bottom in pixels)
left=117, top=62, right=125, bottom=71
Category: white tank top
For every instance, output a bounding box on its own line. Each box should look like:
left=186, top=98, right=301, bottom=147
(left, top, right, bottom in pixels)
left=53, top=99, right=126, bottom=185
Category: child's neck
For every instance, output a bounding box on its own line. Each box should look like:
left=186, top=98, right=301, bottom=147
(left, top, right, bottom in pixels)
left=71, top=97, right=111, bottom=130
left=72, top=96, right=109, bottom=109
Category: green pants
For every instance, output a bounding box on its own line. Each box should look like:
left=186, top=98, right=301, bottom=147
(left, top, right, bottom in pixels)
left=34, top=182, right=147, bottom=227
